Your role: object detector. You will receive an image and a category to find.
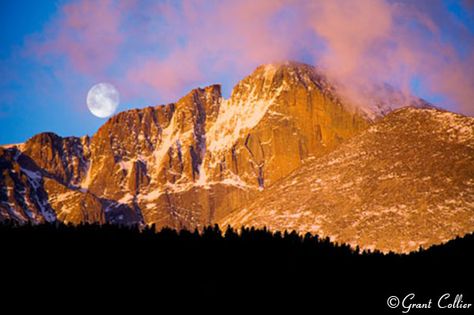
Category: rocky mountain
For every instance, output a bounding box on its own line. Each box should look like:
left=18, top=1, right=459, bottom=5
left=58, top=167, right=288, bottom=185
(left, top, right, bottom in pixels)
left=220, top=107, right=474, bottom=252
left=1, top=61, right=473, bottom=252
left=0, top=133, right=104, bottom=224
left=1, top=62, right=369, bottom=226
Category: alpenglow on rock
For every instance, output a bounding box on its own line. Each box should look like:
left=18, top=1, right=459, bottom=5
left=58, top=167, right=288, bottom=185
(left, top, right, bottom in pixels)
left=1, top=62, right=473, bottom=253
left=220, top=107, right=474, bottom=253
left=0, top=62, right=369, bottom=227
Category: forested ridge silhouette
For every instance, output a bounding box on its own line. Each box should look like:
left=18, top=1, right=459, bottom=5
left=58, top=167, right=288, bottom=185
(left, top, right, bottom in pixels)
left=1, top=221, right=472, bottom=312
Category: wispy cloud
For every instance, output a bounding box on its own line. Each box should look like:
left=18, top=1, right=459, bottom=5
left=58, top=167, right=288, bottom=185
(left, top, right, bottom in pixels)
left=24, top=0, right=474, bottom=114
left=28, top=0, right=123, bottom=75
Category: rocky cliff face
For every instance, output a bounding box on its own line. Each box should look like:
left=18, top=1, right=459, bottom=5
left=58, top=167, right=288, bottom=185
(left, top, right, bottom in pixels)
left=220, top=107, right=474, bottom=252
left=2, top=62, right=371, bottom=228
left=21, top=132, right=90, bottom=186
left=0, top=135, right=104, bottom=224
left=1, top=61, right=471, bottom=252
left=83, top=62, right=369, bottom=228
left=0, top=146, right=55, bottom=223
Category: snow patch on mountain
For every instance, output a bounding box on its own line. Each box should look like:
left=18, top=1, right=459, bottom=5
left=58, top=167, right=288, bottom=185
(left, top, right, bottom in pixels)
left=206, top=65, right=281, bottom=157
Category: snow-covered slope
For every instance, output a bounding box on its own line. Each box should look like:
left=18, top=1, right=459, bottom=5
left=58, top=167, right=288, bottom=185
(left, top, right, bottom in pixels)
left=220, top=107, right=474, bottom=253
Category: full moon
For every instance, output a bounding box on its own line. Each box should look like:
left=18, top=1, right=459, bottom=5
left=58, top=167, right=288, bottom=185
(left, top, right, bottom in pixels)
left=86, top=82, right=119, bottom=118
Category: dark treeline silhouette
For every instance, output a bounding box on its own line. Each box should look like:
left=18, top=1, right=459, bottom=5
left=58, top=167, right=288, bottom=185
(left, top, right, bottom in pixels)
left=1, top=221, right=473, bottom=312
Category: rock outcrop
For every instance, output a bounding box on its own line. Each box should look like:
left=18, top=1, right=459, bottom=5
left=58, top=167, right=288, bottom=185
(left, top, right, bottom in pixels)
left=220, top=107, right=474, bottom=252
left=2, top=61, right=472, bottom=252
left=1, top=62, right=371, bottom=227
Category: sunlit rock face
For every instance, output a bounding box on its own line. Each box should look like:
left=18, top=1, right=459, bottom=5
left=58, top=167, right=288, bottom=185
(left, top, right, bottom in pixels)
left=0, top=142, right=103, bottom=225
left=1, top=62, right=473, bottom=252
left=75, top=62, right=370, bottom=228
left=220, top=107, right=474, bottom=253
left=21, top=132, right=90, bottom=186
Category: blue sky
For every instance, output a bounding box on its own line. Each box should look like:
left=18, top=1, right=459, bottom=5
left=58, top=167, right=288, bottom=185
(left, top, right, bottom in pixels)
left=1, top=0, right=473, bottom=145
left=0, top=0, right=98, bottom=144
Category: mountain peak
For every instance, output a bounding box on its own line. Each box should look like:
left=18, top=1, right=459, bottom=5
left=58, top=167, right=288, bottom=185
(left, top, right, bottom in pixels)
left=2, top=63, right=472, bottom=253
left=230, top=61, right=332, bottom=101
left=249, top=61, right=436, bottom=121
left=257, top=60, right=317, bottom=72
left=247, top=61, right=322, bottom=84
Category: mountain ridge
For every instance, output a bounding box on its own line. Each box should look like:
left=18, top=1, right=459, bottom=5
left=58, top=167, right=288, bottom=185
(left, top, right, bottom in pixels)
left=1, top=61, right=473, bottom=252
left=220, top=106, right=474, bottom=252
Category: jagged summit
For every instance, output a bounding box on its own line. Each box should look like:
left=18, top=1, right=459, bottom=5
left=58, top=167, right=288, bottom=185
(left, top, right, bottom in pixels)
left=1, top=61, right=368, bottom=226
left=250, top=61, right=434, bottom=120
left=1, top=62, right=473, bottom=252
left=92, top=60, right=422, bottom=133
left=232, top=61, right=338, bottom=101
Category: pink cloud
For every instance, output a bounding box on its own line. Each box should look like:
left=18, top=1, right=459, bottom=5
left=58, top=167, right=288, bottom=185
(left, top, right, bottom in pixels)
left=308, top=0, right=393, bottom=78
left=127, top=48, right=204, bottom=101
left=297, top=0, right=474, bottom=114
left=30, top=0, right=123, bottom=75
left=26, top=0, right=474, bottom=115
left=123, top=0, right=474, bottom=114
left=124, top=0, right=295, bottom=101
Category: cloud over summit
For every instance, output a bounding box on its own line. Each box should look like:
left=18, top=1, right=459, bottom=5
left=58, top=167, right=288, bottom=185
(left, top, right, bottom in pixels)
left=26, top=0, right=474, bottom=114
